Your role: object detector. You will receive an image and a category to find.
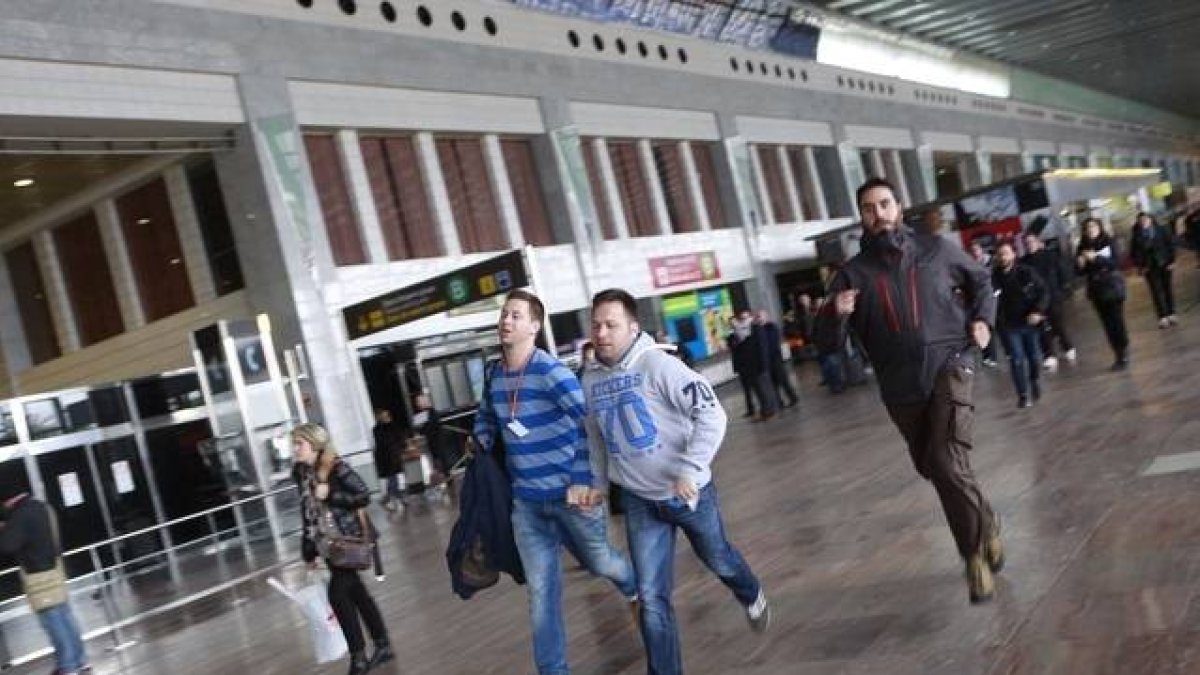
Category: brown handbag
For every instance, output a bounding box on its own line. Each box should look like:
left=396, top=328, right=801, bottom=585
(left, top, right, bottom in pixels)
left=20, top=509, right=68, bottom=611
left=319, top=508, right=375, bottom=571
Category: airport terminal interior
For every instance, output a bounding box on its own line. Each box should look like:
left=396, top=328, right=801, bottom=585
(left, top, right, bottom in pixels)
left=0, top=0, right=1199, bottom=673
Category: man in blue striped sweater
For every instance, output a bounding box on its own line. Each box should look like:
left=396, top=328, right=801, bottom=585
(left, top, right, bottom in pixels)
left=474, top=289, right=637, bottom=675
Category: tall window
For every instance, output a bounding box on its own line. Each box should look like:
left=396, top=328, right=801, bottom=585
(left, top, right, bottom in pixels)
left=304, top=134, right=366, bottom=266
left=116, top=178, right=195, bottom=322
left=582, top=139, right=618, bottom=240
left=185, top=159, right=244, bottom=295
left=502, top=139, right=555, bottom=246
left=608, top=141, right=657, bottom=237
left=756, top=145, right=794, bottom=224
left=359, top=135, right=441, bottom=259
left=691, top=143, right=727, bottom=229
left=5, top=242, right=60, bottom=364
left=54, top=212, right=123, bottom=346
left=652, top=142, right=698, bottom=233
left=437, top=138, right=505, bottom=254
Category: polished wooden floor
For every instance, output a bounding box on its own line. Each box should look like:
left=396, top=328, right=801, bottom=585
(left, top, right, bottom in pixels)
left=13, top=265, right=1200, bottom=675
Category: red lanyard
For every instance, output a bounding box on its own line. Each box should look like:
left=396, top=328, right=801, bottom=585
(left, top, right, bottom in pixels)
left=507, top=352, right=533, bottom=421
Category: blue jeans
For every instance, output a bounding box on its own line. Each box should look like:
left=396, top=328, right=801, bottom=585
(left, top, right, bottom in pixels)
left=624, top=483, right=761, bottom=675
left=511, top=498, right=636, bottom=675
left=38, top=603, right=87, bottom=672
left=1000, top=326, right=1042, bottom=397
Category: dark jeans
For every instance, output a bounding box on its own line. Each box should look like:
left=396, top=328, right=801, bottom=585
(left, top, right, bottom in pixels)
left=738, top=372, right=777, bottom=416
left=328, top=566, right=389, bottom=654
left=885, top=352, right=996, bottom=560
left=1000, top=327, right=1042, bottom=398
left=767, top=360, right=798, bottom=406
left=1092, top=299, right=1129, bottom=359
left=624, top=483, right=761, bottom=675
left=1040, top=301, right=1074, bottom=355
left=1144, top=266, right=1175, bottom=318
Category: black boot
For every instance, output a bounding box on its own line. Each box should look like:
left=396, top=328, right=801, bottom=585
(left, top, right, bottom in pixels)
left=347, top=651, right=370, bottom=675
left=367, top=641, right=395, bottom=669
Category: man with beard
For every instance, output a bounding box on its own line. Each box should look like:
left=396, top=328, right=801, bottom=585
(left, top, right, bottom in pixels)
left=814, top=177, right=1004, bottom=604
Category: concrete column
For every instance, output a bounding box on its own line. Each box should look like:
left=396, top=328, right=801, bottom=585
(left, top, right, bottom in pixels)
left=1021, top=151, right=1036, bottom=173
left=836, top=141, right=866, bottom=211
left=678, top=140, right=711, bottom=230
left=777, top=145, right=804, bottom=223
left=974, top=149, right=993, bottom=187
left=31, top=231, right=78, bottom=352
left=414, top=131, right=462, bottom=257
left=335, top=129, right=389, bottom=264
left=220, top=72, right=367, bottom=453
left=95, top=199, right=145, bottom=329
left=0, top=253, right=31, bottom=387
left=163, top=164, right=218, bottom=304
left=593, top=138, right=631, bottom=239
left=748, top=144, right=777, bottom=226
left=915, top=144, right=937, bottom=200
left=638, top=139, right=672, bottom=235
left=888, top=150, right=912, bottom=205
left=536, top=97, right=596, bottom=249
left=868, top=149, right=886, bottom=180
left=482, top=134, right=524, bottom=248
left=802, top=146, right=830, bottom=221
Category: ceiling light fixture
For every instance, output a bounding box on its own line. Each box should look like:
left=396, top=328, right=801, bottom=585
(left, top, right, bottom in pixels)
left=136, top=218, right=151, bottom=225
left=13, top=178, right=33, bottom=187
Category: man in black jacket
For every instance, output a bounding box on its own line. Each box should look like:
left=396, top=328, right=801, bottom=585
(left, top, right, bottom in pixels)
left=1022, top=233, right=1075, bottom=370
left=755, top=310, right=798, bottom=408
left=728, top=312, right=774, bottom=419
left=1130, top=212, right=1178, bottom=328
left=0, top=491, right=90, bottom=674
left=994, top=241, right=1050, bottom=408
left=815, top=177, right=1003, bottom=604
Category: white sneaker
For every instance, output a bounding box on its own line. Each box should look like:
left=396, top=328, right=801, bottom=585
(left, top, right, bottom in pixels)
left=1159, top=317, right=1170, bottom=329
left=1043, top=356, right=1058, bottom=372
left=1168, top=314, right=1179, bottom=326
left=746, top=589, right=771, bottom=633
left=1064, top=348, right=1077, bottom=363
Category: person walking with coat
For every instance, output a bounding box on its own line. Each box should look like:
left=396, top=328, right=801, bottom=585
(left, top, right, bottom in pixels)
left=293, top=422, right=393, bottom=675
left=1129, top=212, right=1179, bottom=328
left=754, top=310, right=798, bottom=408
left=0, top=490, right=91, bottom=675
left=1022, top=232, right=1076, bottom=369
left=1076, top=218, right=1131, bottom=370
left=993, top=241, right=1050, bottom=408
left=815, top=178, right=1004, bottom=604
left=371, top=408, right=406, bottom=510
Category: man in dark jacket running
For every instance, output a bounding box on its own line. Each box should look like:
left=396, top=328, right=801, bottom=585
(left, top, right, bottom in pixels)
left=1021, top=233, right=1075, bottom=370
left=815, top=177, right=1004, bottom=604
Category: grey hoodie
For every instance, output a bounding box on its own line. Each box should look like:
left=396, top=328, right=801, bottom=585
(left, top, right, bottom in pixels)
left=581, top=332, right=728, bottom=501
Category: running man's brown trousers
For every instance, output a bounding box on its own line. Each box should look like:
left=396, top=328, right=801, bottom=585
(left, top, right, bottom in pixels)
left=885, top=352, right=996, bottom=560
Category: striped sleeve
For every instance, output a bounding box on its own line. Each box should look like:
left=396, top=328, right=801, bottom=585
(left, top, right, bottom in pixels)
left=544, top=362, right=593, bottom=486
left=473, top=362, right=499, bottom=453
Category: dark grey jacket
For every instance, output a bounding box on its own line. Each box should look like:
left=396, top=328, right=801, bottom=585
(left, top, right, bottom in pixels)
left=815, top=227, right=995, bottom=405
left=0, top=496, right=59, bottom=574
left=295, top=458, right=372, bottom=563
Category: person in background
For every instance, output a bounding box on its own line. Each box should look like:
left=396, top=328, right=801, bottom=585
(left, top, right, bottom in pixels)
left=968, top=240, right=1000, bottom=368
left=1129, top=212, right=1178, bottom=329
left=992, top=241, right=1050, bottom=408
left=371, top=408, right=406, bottom=511
left=1022, top=233, right=1076, bottom=370
left=1076, top=218, right=1130, bottom=370
left=0, top=490, right=91, bottom=675
left=293, top=423, right=393, bottom=675
left=754, top=310, right=798, bottom=409
left=413, top=394, right=451, bottom=482
left=727, top=312, right=772, bottom=419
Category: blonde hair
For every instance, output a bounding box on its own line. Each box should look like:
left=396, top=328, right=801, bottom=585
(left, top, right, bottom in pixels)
left=291, top=422, right=339, bottom=482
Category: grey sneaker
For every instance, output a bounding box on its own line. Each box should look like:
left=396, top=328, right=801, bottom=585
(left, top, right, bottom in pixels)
left=746, top=589, right=771, bottom=633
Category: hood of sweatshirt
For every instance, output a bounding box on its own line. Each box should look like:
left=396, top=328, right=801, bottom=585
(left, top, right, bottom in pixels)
left=589, top=331, right=671, bottom=373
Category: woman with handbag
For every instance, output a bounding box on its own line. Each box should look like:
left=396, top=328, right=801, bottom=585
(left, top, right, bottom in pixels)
left=1076, top=218, right=1130, bottom=370
left=293, top=422, right=394, bottom=675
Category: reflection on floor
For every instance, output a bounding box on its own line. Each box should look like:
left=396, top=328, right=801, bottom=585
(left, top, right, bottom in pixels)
left=8, top=265, right=1200, bottom=675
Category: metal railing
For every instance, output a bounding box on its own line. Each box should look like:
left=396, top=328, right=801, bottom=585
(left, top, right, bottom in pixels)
left=0, top=484, right=304, bottom=669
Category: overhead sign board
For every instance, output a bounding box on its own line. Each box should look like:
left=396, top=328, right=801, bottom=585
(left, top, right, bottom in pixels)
left=342, top=250, right=528, bottom=340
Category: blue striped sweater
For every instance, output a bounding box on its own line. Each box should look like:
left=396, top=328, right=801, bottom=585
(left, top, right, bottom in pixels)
left=473, top=349, right=593, bottom=501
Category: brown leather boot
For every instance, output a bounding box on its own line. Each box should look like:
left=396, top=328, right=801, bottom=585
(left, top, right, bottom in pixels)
left=985, top=530, right=1005, bottom=573
left=966, top=555, right=994, bottom=604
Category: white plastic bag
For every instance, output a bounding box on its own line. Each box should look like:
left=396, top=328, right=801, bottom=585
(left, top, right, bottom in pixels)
left=268, top=576, right=348, bottom=664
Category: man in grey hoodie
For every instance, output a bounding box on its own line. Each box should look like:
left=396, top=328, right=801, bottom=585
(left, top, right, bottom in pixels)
left=582, top=288, right=769, bottom=675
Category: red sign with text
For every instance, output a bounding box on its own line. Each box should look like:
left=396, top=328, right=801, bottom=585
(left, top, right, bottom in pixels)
left=648, top=252, right=721, bottom=289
